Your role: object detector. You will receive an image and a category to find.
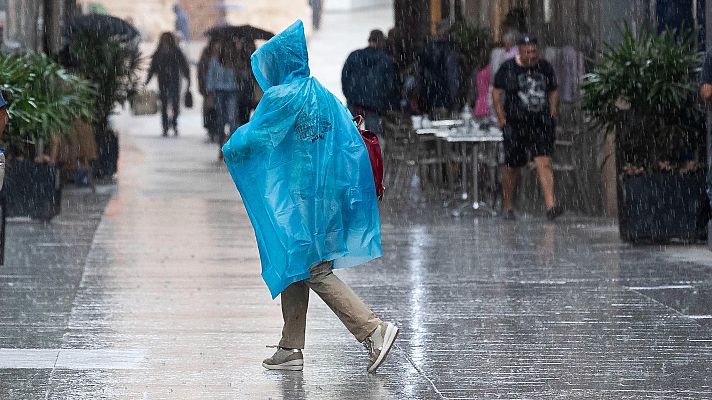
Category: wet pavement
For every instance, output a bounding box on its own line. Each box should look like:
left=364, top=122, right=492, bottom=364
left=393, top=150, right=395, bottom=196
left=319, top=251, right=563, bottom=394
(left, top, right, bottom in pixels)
left=3, top=8, right=712, bottom=398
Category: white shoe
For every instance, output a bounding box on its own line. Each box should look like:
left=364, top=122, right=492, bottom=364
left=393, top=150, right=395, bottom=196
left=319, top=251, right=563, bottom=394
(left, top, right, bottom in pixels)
left=262, top=347, right=304, bottom=371
left=363, top=322, right=399, bottom=373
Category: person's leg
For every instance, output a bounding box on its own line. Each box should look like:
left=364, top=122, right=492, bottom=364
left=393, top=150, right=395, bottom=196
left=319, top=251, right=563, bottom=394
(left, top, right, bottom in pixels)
left=305, top=261, right=381, bottom=343
left=501, top=124, right=526, bottom=212
left=534, top=156, right=556, bottom=210
left=159, top=88, right=169, bottom=136
left=264, top=281, right=308, bottom=371
left=169, top=85, right=180, bottom=134
left=236, top=99, right=251, bottom=129
left=501, top=166, right=520, bottom=211
left=533, top=118, right=558, bottom=211
left=226, top=91, right=238, bottom=134
left=215, top=91, right=227, bottom=146
left=278, top=281, right=310, bottom=350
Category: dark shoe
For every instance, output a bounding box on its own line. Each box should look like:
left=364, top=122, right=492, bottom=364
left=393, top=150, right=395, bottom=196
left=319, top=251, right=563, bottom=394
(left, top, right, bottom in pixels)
left=546, top=205, right=564, bottom=221
left=262, top=347, right=303, bottom=371
left=162, top=130, right=168, bottom=137
left=364, top=322, right=399, bottom=373
left=501, top=209, right=517, bottom=221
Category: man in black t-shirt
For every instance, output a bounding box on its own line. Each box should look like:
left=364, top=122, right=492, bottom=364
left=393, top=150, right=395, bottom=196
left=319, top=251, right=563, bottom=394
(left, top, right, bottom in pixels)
left=493, top=35, right=563, bottom=220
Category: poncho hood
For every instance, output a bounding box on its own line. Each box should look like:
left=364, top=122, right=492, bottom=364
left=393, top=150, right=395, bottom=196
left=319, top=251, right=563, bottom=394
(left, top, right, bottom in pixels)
left=251, top=20, right=311, bottom=91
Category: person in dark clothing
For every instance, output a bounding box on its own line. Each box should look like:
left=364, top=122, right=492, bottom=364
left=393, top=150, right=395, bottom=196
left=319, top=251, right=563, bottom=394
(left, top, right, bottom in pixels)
left=309, top=0, right=323, bottom=30
left=492, top=35, right=563, bottom=221
left=198, top=38, right=222, bottom=143
left=146, top=32, right=191, bottom=137
left=174, top=4, right=190, bottom=42
left=699, top=48, right=712, bottom=216
left=417, top=21, right=461, bottom=119
left=232, top=38, right=255, bottom=129
left=341, top=30, right=398, bottom=135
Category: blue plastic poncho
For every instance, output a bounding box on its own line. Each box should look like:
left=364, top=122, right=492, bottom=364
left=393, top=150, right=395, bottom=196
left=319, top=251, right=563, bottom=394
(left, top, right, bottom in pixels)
left=222, top=20, right=382, bottom=299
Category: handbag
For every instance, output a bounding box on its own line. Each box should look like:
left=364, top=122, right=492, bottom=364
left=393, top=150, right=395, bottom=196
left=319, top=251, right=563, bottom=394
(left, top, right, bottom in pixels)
left=184, top=89, right=193, bottom=108
left=354, top=115, right=384, bottom=200
left=131, top=89, right=158, bottom=115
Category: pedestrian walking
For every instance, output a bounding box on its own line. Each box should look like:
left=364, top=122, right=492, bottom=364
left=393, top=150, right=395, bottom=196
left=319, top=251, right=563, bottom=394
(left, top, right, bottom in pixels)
left=699, top=48, right=712, bottom=240
left=173, top=3, right=190, bottom=43
left=309, top=0, right=323, bottom=31
left=232, top=38, right=256, bottom=129
left=198, top=38, right=222, bottom=143
left=222, top=20, right=399, bottom=373
left=492, top=35, right=563, bottom=220
left=207, top=41, right=243, bottom=159
left=417, top=20, right=461, bottom=119
left=146, top=32, right=191, bottom=137
left=341, top=30, right=398, bottom=138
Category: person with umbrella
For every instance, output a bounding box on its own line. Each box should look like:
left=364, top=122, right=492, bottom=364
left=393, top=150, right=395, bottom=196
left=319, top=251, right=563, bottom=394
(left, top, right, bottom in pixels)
left=198, top=37, right=222, bottom=143
left=222, top=20, right=399, bottom=373
left=206, top=39, right=242, bottom=158
left=146, top=32, right=191, bottom=137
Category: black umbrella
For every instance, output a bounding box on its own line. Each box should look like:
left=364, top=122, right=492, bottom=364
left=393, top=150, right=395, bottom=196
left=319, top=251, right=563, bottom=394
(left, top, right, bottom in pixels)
left=205, top=25, right=274, bottom=41
left=65, top=13, right=139, bottom=40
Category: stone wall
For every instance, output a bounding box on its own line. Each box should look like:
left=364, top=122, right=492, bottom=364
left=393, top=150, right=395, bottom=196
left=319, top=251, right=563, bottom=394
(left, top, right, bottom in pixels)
left=178, top=0, right=225, bottom=40
left=81, top=0, right=174, bottom=42
left=224, top=0, right=312, bottom=38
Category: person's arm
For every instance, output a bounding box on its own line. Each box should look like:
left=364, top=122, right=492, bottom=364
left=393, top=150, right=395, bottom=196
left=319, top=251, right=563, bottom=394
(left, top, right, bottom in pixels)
left=197, top=53, right=208, bottom=96
left=546, top=61, right=559, bottom=119
left=492, top=64, right=509, bottom=128
left=180, top=52, right=191, bottom=87
left=145, top=56, right=157, bottom=85
left=549, top=89, right=560, bottom=119
left=341, top=54, right=355, bottom=102
left=0, top=108, right=8, bottom=140
left=701, top=51, right=712, bottom=101
left=702, top=84, right=712, bottom=100
left=492, top=88, right=507, bottom=128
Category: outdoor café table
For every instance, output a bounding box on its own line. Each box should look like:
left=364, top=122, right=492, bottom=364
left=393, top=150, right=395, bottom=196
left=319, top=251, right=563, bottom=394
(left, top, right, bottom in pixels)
left=414, top=127, right=452, bottom=188
left=444, top=125, right=503, bottom=213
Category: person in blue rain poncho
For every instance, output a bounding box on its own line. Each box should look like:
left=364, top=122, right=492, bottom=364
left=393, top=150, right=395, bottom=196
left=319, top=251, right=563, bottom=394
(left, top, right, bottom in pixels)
left=222, top=20, right=399, bottom=373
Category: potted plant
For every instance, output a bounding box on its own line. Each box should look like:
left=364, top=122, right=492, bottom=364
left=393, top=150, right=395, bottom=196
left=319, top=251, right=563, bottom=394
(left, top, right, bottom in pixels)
left=64, top=27, right=141, bottom=179
left=583, top=26, right=708, bottom=242
left=0, top=53, right=95, bottom=220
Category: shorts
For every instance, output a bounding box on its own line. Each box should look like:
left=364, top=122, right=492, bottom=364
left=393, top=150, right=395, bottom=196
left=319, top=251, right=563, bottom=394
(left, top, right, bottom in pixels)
left=502, top=117, right=556, bottom=168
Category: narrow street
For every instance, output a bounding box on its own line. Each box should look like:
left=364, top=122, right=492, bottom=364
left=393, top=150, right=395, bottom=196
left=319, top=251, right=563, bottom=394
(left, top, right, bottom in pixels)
left=2, top=5, right=712, bottom=400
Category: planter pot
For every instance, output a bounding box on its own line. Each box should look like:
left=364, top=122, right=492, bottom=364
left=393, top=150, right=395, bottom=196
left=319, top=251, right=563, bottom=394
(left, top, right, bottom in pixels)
left=4, top=160, right=62, bottom=221
left=94, top=129, right=119, bottom=179
left=618, top=172, right=710, bottom=243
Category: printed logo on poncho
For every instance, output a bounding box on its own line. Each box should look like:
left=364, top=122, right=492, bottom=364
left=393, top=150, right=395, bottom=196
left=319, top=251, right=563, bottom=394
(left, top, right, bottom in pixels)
left=295, top=114, right=332, bottom=142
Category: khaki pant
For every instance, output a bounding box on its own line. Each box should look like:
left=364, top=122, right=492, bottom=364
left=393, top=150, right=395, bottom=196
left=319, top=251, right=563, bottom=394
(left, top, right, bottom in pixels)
left=279, top=261, right=382, bottom=349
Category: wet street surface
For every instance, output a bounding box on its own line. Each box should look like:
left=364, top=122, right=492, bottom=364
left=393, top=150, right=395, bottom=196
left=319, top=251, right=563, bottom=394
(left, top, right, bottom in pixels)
left=0, top=107, right=710, bottom=399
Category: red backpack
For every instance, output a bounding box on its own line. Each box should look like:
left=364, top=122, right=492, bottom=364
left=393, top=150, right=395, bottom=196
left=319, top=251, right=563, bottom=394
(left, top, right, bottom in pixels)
left=354, top=116, right=384, bottom=200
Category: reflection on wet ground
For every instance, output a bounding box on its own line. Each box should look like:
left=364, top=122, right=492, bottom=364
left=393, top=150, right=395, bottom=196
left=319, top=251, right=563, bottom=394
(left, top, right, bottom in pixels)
left=1, top=113, right=712, bottom=398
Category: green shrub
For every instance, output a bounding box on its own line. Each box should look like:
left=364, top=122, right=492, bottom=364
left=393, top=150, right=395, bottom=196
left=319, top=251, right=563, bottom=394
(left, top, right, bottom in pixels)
left=582, top=25, right=704, bottom=172
left=68, top=28, right=142, bottom=134
left=0, top=53, right=96, bottom=157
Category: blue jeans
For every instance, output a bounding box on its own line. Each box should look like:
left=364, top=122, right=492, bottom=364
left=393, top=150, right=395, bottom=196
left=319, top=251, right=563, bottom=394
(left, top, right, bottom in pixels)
left=214, top=90, right=237, bottom=145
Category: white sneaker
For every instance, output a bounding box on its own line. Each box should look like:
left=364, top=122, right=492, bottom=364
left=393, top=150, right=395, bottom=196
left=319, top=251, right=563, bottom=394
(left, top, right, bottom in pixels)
left=363, top=322, right=399, bottom=373
left=262, top=347, right=304, bottom=371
